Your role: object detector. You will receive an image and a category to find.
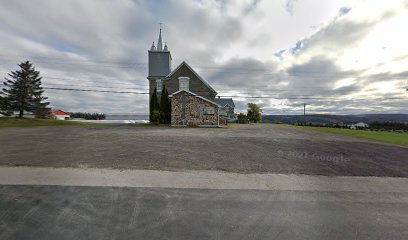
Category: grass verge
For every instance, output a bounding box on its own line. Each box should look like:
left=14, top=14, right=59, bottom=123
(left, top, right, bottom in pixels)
left=0, top=118, right=104, bottom=128
left=294, top=125, right=408, bottom=147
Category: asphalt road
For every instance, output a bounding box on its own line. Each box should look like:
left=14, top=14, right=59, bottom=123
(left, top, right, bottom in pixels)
left=1, top=185, right=407, bottom=240
left=0, top=124, right=407, bottom=176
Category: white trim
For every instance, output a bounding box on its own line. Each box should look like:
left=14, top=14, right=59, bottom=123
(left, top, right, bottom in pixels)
left=223, top=103, right=234, bottom=108
left=169, top=89, right=221, bottom=107
left=169, top=89, right=197, bottom=97
left=217, top=107, right=220, bottom=126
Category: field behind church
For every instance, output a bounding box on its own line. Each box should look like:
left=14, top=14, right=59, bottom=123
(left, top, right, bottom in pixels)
left=294, top=125, right=408, bottom=147
left=0, top=123, right=407, bottom=177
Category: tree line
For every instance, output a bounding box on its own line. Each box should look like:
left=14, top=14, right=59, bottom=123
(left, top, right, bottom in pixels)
left=69, top=112, right=106, bottom=120
left=294, top=121, right=408, bottom=131
left=236, top=103, right=262, bottom=123
left=369, top=121, right=408, bottom=131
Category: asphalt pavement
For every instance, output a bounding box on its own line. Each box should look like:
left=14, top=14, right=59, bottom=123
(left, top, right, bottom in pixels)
left=0, top=167, right=407, bottom=240
left=1, top=185, right=407, bottom=240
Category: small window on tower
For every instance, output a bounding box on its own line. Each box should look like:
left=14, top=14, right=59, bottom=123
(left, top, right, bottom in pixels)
left=156, top=79, right=162, bottom=92
left=179, top=77, right=189, bottom=91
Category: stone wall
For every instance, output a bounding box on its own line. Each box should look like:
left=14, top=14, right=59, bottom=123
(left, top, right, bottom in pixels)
left=171, top=91, right=225, bottom=126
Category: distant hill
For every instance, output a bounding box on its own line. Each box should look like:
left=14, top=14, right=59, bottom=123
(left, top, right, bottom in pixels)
left=262, top=114, right=408, bottom=125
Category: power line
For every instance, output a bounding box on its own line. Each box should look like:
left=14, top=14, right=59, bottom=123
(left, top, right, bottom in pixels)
left=2, top=70, right=406, bottom=96
left=43, top=87, right=150, bottom=95
left=1, top=56, right=407, bottom=100
left=43, top=83, right=149, bottom=90
left=42, top=87, right=407, bottom=101
left=0, top=54, right=146, bottom=67
left=42, top=82, right=352, bottom=92
left=1, top=55, right=407, bottom=77
left=41, top=76, right=147, bottom=86
left=0, top=72, right=368, bottom=92
left=1, top=72, right=404, bottom=92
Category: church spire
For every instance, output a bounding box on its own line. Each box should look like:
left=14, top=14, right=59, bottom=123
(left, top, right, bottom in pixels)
left=157, top=24, right=163, bottom=51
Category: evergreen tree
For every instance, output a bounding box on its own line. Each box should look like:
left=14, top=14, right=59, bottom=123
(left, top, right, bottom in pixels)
left=2, top=61, right=49, bottom=118
left=165, top=87, right=171, bottom=124
left=150, top=88, right=160, bottom=123
left=0, top=95, right=11, bottom=116
left=160, top=85, right=171, bottom=124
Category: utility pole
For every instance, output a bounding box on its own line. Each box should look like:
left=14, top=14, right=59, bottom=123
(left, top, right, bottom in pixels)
left=303, top=103, right=306, bottom=116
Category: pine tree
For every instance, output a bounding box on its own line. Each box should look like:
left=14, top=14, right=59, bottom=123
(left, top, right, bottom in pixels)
left=164, top=87, right=171, bottom=123
left=2, top=61, right=49, bottom=118
left=0, top=95, right=11, bottom=116
left=160, top=85, right=171, bottom=124
left=150, top=88, right=160, bottom=123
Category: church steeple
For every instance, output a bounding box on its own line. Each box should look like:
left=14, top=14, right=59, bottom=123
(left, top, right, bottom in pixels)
left=157, top=26, right=163, bottom=51
left=148, top=24, right=172, bottom=77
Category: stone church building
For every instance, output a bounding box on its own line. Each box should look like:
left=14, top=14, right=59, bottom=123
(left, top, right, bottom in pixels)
left=147, top=28, right=234, bottom=126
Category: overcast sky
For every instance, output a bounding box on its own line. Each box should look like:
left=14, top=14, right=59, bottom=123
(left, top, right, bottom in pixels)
left=0, top=0, right=407, bottom=115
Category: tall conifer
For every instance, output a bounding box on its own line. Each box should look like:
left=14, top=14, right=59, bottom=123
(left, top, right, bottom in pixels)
left=2, top=61, right=49, bottom=118
left=150, top=88, right=160, bottom=122
left=160, top=85, right=171, bottom=124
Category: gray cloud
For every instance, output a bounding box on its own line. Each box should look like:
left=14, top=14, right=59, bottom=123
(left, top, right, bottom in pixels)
left=303, top=20, right=374, bottom=52
left=0, top=0, right=406, bottom=115
left=362, top=71, right=408, bottom=84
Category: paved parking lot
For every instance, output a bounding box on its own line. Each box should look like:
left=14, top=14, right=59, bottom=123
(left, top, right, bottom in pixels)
left=0, top=124, right=407, bottom=177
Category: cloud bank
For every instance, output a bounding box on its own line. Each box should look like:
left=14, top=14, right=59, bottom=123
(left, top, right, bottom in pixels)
left=0, top=0, right=406, bottom=114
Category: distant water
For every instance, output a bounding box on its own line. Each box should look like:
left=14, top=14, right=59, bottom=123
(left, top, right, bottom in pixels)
left=71, top=115, right=149, bottom=124
left=106, top=115, right=149, bottom=121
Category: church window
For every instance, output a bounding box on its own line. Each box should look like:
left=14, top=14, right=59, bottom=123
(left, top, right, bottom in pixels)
left=204, top=106, right=215, bottom=115
left=156, top=79, right=162, bottom=92
left=179, top=77, right=190, bottom=91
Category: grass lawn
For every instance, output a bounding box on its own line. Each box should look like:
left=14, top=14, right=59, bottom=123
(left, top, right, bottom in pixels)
left=0, top=117, right=103, bottom=128
left=295, top=125, right=408, bottom=147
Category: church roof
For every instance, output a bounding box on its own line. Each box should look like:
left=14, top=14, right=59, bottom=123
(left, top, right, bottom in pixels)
left=164, top=61, right=217, bottom=94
